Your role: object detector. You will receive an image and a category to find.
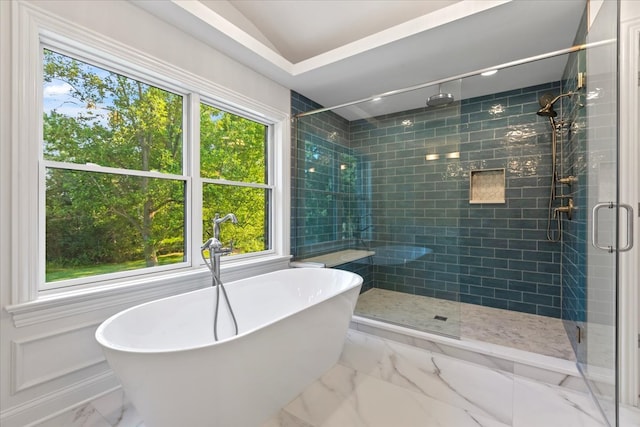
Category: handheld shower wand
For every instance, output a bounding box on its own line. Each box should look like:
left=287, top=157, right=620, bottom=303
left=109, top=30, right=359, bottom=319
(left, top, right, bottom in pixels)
left=537, top=92, right=575, bottom=242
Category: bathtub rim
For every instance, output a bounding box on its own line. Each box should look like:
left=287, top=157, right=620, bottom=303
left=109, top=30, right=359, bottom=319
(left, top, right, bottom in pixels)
left=95, top=268, right=363, bottom=354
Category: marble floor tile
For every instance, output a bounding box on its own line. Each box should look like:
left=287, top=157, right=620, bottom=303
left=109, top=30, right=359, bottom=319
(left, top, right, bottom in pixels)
left=34, top=403, right=112, bottom=427
left=339, top=330, right=514, bottom=425
left=355, top=288, right=576, bottom=360
left=621, top=404, right=640, bottom=426
left=41, top=329, right=615, bottom=427
left=282, top=363, right=510, bottom=427
left=91, top=389, right=145, bottom=427
left=261, top=410, right=314, bottom=427
left=513, top=376, right=606, bottom=427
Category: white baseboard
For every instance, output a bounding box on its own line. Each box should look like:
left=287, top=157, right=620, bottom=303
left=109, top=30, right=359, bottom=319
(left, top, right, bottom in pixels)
left=0, top=370, right=120, bottom=427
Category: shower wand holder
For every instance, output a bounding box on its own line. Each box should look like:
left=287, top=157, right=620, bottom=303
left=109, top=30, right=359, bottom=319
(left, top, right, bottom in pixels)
left=558, top=176, right=578, bottom=186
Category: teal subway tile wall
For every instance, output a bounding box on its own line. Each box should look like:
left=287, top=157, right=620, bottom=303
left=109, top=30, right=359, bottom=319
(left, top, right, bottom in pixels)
left=291, top=92, right=373, bottom=290
left=292, top=77, right=586, bottom=319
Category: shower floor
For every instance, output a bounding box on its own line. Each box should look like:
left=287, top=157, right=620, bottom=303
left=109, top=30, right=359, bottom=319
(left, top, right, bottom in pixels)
left=354, top=288, right=576, bottom=361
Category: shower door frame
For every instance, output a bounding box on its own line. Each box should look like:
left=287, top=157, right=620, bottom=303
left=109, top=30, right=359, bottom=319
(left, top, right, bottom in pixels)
left=579, top=1, right=622, bottom=425
left=619, top=4, right=640, bottom=408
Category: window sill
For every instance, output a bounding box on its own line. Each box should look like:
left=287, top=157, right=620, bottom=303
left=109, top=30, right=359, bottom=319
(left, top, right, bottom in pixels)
left=5, top=255, right=292, bottom=328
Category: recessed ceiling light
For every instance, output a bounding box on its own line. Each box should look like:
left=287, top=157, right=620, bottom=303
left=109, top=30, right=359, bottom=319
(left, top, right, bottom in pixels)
left=481, top=69, right=498, bottom=77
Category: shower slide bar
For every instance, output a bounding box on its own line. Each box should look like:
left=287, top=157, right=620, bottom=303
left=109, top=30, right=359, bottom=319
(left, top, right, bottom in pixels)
left=294, top=39, right=616, bottom=118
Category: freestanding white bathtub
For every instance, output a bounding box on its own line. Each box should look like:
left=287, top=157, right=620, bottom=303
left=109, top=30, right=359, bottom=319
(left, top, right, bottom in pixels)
left=95, top=268, right=362, bottom=427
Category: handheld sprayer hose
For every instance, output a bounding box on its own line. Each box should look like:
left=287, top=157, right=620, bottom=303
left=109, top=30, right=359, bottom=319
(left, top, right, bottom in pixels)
left=202, top=246, right=239, bottom=341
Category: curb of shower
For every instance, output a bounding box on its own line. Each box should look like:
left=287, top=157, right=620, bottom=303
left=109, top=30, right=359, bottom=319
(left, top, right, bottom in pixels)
left=350, top=315, right=589, bottom=394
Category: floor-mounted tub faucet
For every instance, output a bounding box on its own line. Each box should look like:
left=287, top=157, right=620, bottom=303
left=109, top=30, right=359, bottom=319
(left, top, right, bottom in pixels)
left=201, top=213, right=239, bottom=340
left=205, top=213, right=238, bottom=277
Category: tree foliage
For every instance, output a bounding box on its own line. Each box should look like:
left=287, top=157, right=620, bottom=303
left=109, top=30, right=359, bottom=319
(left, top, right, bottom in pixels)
left=43, top=50, right=267, bottom=281
left=200, top=104, right=268, bottom=253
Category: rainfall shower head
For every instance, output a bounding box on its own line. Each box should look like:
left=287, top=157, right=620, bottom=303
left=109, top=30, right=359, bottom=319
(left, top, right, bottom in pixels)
left=536, top=92, right=574, bottom=117
left=427, top=84, right=454, bottom=107
left=536, top=93, right=558, bottom=117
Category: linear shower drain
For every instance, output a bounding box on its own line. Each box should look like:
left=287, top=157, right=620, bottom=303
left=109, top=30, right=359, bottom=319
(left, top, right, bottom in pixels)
left=433, top=315, right=448, bottom=321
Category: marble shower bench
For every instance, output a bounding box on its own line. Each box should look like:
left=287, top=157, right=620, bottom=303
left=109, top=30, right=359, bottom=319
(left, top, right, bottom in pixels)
left=290, top=249, right=375, bottom=268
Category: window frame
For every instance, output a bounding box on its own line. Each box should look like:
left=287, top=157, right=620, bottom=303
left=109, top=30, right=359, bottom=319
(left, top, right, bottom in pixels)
left=8, top=2, right=290, bottom=315
left=197, top=97, right=276, bottom=260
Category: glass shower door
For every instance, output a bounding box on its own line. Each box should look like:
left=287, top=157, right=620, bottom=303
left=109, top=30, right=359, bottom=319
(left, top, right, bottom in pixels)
left=581, top=1, right=620, bottom=425
left=335, top=79, right=464, bottom=339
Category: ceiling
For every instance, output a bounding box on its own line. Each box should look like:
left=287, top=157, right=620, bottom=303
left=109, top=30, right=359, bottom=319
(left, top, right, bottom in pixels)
left=133, top=0, right=586, bottom=119
left=221, top=0, right=463, bottom=63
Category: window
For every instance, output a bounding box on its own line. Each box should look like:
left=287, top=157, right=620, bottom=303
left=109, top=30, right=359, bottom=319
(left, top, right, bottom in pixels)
left=200, top=103, right=271, bottom=254
left=41, top=48, right=275, bottom=290
left=43, top=49, right=187, bottom=287
left=8, top=2, right=289, bottom=318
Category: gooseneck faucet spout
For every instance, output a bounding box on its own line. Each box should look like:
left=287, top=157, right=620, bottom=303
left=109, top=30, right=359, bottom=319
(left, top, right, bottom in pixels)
left=213, top=213, right=238, bottom=240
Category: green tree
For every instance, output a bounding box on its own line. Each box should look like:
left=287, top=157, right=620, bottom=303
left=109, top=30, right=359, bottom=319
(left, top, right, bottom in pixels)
left=200, top=104, right=268, bottom=253
left=43, top=50, right=269, bottom=281
left=44, top=49, right=184, bottom=274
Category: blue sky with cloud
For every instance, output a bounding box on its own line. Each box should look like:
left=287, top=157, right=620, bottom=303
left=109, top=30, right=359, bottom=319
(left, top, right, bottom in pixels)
left=43, top=54, right=113, bottom=126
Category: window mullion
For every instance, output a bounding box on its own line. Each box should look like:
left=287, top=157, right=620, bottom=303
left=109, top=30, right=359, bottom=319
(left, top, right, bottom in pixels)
left=189, top=93, right=202, bottom=266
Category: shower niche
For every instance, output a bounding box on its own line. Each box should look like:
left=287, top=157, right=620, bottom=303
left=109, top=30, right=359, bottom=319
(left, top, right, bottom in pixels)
left=469, top=168, right=505, bottom=204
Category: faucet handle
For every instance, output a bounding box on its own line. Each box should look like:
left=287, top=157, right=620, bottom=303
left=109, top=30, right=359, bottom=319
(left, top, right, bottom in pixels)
left=217, top=240, right=234, bottom=256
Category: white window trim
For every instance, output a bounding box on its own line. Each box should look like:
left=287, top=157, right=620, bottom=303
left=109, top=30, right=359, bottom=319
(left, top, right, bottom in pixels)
left=7, top=1, right=291, bottom=326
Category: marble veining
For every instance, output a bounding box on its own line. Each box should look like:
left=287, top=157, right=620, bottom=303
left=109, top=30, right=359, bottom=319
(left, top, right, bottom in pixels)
left=38, top=329, right=640, bottom=427
left=512, top=376, right=606, bottom=427
left=338, top=330, right=514, bottom=425
left=275, top=330, right=605, bottom=427
left=282, top=364, right=510, bottom=427
left=31, top=389, right=144, bottom=427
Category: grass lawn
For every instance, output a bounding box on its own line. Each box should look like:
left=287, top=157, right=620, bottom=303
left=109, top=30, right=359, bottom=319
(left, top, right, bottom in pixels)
left=46, top=253, right=185, bottom=282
